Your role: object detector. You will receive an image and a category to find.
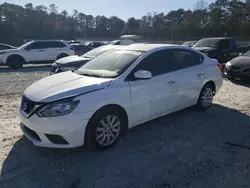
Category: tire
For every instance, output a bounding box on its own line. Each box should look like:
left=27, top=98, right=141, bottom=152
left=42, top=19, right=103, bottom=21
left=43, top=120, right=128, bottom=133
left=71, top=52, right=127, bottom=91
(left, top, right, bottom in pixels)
left=196, top=83, right=215, bottom=110
left=85, top=107, right=127, bottom=151
left=7, top=55, right=24, bottom=69
left=56, top=53, right=68, bottom=60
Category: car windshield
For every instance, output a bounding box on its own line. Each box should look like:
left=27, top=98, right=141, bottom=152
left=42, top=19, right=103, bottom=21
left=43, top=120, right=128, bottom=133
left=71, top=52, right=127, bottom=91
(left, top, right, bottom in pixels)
left=182, top=41, right=195, bottom=46
left=242, top=51, right=250, bottom=57
left=18, top=41, right=33, bottom=49
left=193, top=39, right=220, bottom=48
left=82, top=46, right=115, bottom=58
left=75, top=50, right=143, bottom=78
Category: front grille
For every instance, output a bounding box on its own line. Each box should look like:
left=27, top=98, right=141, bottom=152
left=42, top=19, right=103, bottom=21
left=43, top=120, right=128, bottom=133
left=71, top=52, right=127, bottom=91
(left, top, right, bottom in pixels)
left=50, top=66, right=57, bottom=73
left=21, top=96, right=35, bottom=114
left=231, top=66, right=242, bottom=71
left=23, top=125, right=41, bottom=141
left=50, top=66, right=62, bottom=74
left=242, top=68, right=250, bottom=73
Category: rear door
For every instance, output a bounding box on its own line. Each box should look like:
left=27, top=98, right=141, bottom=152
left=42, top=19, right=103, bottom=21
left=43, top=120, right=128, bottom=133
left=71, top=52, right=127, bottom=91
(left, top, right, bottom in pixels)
left=43, top=41, right=66, bottom=61
left=168, top=49, right=205, bottom=109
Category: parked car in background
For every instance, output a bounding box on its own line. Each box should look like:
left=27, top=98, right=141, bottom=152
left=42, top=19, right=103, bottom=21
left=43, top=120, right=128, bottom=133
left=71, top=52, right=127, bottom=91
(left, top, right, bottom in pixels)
left=224, top=50, right=250, bottom=80
left=0, top=40, right=75, bottom=68
left=70, top=44, right=91, bottom=56
left=0, top=43, right=16, bottom=50
left=181, top=41, right=197, bottom=47
left=67, top=40, right=81, bottom=45
left=109, top=39, right=135, bottom=45
left=85, top=41, right=104, bottom=49
left=20, top=44, right=222, bottom=150
left=193, top=37, right=250, bottom=64
left=50, top=45, right=121, bottom=74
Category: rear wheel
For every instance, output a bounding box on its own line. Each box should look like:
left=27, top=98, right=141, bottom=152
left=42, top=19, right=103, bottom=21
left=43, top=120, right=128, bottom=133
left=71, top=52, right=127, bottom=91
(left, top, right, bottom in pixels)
left=7, top=56, right=25, bottom=69
left=196, top=83, right=214, bottom=109
left=85, top=108, right=126, bottom=151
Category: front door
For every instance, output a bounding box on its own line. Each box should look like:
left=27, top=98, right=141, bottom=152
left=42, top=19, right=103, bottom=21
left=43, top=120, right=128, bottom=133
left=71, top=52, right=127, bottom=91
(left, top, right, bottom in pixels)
left=24, top=42, right=45, bottom=62
left=128, top=49, right=180, bottom=122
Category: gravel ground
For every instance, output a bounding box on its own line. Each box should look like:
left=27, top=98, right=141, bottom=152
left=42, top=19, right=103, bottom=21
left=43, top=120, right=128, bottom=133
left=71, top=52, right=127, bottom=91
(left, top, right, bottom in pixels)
left=1, top=65, right=250, bottom=188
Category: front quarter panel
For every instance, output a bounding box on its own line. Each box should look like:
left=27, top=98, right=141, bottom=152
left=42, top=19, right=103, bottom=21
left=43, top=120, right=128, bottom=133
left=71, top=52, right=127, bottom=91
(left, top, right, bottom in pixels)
left=1, top=50, right=26, bottom=64
left=73, top=80, right=131, bottom=121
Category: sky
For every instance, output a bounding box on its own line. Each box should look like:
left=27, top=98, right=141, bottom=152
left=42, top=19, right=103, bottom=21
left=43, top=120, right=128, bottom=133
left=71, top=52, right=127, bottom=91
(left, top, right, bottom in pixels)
left=3, top=0, right=215, bottom=20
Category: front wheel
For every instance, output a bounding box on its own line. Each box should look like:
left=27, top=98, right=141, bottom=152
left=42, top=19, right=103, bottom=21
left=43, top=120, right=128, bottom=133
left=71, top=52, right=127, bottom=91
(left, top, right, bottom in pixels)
left=196, top=83, right=214, bottom=109
left=7, top=56, right=24, bottom=69
left=85, top=109, right=126, bottom=151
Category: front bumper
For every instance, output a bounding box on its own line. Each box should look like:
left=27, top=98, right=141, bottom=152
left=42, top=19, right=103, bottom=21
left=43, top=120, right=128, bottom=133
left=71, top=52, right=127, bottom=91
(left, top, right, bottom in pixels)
left=224, top=68, right=250, bottom=79
left=19, top=111, right=89, bottom=148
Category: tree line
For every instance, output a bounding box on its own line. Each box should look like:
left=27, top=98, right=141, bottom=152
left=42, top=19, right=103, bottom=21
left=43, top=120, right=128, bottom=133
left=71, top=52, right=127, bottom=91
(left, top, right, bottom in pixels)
left=0, top=0, right=250, bottom=41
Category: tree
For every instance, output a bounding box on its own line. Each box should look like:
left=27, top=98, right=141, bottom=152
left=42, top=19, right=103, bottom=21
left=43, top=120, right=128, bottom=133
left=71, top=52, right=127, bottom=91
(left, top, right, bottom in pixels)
left=1, top=0, right=250, bottom=41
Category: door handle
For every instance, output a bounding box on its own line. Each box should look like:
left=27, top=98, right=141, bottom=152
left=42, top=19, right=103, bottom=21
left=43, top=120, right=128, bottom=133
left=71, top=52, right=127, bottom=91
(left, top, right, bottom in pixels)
left=166, top=80, right=176, bottom=85
left=197, top=73, right=204, bottom=78
left=38, top=50, right=44, bottom=52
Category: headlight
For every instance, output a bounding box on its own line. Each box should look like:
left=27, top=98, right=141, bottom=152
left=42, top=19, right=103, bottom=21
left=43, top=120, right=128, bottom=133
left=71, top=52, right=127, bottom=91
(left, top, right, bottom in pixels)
left=225, top=61, right=231, bottom=69
left=37, top=100, right=79, bottom=117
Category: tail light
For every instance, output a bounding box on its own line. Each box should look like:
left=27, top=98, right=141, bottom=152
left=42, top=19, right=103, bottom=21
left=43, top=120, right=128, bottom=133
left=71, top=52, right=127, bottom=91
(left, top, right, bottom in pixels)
left=217, top=64, right=224, bottom=72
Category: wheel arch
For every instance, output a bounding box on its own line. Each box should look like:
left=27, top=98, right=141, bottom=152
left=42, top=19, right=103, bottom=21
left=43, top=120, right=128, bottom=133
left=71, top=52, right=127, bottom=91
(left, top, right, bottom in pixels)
left=6, top=54, right=26, bottom=64
left=203, top=80, right=216, bottom=95
left=84, top=104, right=129, bottom=143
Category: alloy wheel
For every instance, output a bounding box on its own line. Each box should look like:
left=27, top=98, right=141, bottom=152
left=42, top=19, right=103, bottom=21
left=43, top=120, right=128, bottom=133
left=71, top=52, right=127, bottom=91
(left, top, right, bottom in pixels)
left=201, top=87, right=213, bottom=108
left=96, top=115, right=121, bottom=146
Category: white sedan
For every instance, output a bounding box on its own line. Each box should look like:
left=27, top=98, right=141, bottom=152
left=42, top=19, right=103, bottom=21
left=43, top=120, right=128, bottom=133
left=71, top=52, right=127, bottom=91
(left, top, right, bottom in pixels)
left=19, top=44, right=223, bottom=150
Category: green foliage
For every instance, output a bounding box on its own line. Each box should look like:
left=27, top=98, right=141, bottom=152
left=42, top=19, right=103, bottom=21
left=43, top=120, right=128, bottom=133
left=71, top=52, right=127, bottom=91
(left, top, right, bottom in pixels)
left=0, top=0, right=250, bottom=41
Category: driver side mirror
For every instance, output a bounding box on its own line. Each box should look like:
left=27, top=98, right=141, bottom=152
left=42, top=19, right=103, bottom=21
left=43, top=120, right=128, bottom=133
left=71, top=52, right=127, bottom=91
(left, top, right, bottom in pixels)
left=134, top=70, right=152, bottom=80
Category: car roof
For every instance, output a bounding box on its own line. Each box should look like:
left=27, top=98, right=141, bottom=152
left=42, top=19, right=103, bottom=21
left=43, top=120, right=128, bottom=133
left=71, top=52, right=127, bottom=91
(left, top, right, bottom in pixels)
left=199, top=37, right=234, bottom=40
left=117, top=43, right=179, bottom=52
left=32, top=40, right=66, bottom=42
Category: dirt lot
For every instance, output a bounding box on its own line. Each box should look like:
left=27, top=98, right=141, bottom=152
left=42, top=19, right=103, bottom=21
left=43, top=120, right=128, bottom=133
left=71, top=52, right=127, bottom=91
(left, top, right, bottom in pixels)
left=1, top=65, right=250, bottom=188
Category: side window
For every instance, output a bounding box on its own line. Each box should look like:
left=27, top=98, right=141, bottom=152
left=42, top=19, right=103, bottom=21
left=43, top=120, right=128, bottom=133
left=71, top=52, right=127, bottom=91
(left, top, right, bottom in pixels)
left=171, top=49, right=203, bottom=70
left=132, top=49, right=173, bottom=77
left=54, top=42, right=66, bottom=48
left=26, top=42, right=45, bottom=50
left=114, top=41, right=121, bottom=45
left=43, top=42, right=66, bottom=48
left=218, top=40, right=230, bottom=49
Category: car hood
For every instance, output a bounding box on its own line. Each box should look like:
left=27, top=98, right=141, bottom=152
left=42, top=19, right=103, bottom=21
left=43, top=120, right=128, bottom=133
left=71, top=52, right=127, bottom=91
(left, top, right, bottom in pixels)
left=24, top=71, right=112, bottom=103
left=230, top=56, right=250, bottom=67
left=193, top=47, right=216, bottom=52
left=0, top=49, right=20, bottom=53
left=55, top=55, right=91, bottom=65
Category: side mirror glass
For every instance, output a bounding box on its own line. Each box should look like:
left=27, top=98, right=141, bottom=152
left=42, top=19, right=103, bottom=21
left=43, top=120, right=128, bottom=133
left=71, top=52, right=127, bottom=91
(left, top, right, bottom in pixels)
left=134, top=70, right=152, bottom=80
